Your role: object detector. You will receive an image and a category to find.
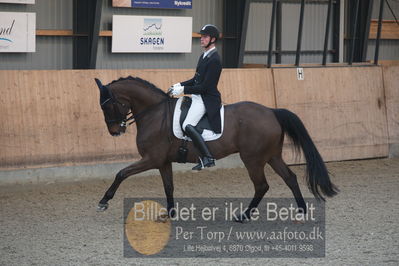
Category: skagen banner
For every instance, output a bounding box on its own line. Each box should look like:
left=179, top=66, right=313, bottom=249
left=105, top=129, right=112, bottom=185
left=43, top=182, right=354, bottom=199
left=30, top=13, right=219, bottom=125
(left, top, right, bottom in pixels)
left=0, top=0, right=35, bottom=4
left=112, top=15, right=192, bottom=53
left=0, top=12, right=35, bottom=53
left=112, top=0, right=192, bottom=9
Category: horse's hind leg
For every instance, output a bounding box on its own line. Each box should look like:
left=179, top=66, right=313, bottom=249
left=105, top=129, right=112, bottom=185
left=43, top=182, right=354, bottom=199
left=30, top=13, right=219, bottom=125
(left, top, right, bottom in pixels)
left=97, top=158, right=153, bottom=211
left=268, top=156, right=307, bottom=213
left=238, top=156, right=269, bottom=222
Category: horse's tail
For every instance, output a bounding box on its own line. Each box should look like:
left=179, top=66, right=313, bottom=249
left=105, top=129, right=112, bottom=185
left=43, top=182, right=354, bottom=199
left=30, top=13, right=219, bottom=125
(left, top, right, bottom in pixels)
left=273, top=108, right=338, bottom=200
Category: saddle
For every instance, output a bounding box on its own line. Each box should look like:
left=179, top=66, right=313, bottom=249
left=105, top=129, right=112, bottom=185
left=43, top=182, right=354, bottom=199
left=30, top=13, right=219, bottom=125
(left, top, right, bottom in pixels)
left=179, top=96, right=212, bottom=135
left=174, top=96, right=224, bottom=163
left=172, top=96, right=224, bottom=142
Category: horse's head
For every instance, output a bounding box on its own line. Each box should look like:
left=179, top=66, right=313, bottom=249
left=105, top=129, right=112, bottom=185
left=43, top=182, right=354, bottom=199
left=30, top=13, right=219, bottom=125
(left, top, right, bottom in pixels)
left=95, top=78, right=130, bottom=136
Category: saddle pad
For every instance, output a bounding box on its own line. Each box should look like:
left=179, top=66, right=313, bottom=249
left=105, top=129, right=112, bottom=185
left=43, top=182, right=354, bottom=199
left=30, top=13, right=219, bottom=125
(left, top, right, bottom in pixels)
left=173, top=97, right=224, bottom=141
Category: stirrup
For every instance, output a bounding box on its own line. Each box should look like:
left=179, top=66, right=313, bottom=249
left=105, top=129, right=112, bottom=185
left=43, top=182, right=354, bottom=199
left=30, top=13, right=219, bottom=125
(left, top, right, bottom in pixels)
left=192, top=157, right=215, bottom=171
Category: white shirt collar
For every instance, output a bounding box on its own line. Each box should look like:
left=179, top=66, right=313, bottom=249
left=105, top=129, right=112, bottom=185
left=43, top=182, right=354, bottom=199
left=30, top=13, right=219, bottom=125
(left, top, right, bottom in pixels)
left=203, top=47, right=216, bottom=59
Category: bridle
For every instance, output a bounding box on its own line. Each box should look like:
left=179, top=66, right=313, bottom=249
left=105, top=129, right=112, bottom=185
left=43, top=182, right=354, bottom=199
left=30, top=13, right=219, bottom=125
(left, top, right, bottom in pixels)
left=100, top=86, right=135, bottom=129
left=100, top=86, right=172, bottom=130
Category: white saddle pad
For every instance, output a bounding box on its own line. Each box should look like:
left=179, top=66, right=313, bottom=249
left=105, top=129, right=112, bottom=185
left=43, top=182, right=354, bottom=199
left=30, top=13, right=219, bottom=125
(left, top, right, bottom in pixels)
left=173, top=97, right=224, bottom=141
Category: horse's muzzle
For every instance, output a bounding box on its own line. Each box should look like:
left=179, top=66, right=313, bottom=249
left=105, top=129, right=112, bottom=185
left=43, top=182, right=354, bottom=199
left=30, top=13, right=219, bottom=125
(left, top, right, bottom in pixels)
left=108, top=122, right=127, bottom=137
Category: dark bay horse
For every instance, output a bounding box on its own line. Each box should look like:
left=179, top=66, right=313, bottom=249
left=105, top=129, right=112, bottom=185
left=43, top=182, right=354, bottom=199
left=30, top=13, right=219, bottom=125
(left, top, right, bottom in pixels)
left=95, top=76, right=337, bottom=221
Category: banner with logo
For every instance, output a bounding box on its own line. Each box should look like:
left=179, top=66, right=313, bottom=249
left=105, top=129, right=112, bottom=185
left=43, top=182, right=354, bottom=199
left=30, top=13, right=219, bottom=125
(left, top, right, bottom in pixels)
left=0, top=12, right=35, bottom=52
left=112, top=15, right=192, bottom=53
left=0, top=0, right=35, bottom=4
left=113, top=0, right=192, bottom=9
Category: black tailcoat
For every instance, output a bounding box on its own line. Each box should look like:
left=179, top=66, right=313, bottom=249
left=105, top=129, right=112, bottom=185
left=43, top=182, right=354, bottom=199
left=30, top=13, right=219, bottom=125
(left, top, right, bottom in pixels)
left=181, top=49, right=222, bottom=133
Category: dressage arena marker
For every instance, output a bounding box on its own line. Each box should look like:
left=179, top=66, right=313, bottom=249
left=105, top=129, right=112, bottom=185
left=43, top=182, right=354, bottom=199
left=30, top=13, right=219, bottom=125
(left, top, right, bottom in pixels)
left=296, top=68, right=304, bottom=80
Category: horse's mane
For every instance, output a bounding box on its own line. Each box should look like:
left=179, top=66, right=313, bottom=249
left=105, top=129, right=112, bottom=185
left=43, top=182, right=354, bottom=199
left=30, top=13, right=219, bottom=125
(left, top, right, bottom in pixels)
left=107, top=76, right=168, bottom=98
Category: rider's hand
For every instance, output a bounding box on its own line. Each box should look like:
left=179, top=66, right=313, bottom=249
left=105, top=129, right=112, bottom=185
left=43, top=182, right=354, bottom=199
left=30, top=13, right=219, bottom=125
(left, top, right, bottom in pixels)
left=171, top=84, right=184, bottom=96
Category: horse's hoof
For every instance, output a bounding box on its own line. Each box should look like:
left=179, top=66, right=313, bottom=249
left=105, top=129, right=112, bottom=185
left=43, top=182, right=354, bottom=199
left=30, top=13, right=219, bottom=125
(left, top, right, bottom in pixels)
left=97, top=203, right=109, bottom=212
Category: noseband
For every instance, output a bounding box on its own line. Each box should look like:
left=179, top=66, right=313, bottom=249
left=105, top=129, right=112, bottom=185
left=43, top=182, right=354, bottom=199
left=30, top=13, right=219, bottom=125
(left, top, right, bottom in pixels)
left=100, top=88, right=134, bottom=129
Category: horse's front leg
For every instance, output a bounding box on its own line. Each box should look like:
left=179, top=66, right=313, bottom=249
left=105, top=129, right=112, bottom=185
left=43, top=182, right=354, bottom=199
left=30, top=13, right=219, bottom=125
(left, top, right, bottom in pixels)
left=159, top=162, right=175, bottom=218
left=97, top=158, right=154, bottom=211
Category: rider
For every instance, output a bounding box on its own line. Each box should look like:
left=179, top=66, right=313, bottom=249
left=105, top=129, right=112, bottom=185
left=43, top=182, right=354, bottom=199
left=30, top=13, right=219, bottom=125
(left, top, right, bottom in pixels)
left=169, top=24, right=222, bottom=171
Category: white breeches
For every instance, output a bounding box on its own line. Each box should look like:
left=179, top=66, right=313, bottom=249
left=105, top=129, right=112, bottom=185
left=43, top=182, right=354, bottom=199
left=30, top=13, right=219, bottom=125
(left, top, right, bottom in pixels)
left=182, top=94, right=206, bottom=130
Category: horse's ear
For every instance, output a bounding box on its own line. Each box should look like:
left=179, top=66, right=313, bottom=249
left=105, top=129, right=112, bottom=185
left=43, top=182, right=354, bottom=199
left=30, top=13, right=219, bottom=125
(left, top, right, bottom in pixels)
left=95, top=78, right=110, bottom=104
left=94, top=78, right=103, bottom=90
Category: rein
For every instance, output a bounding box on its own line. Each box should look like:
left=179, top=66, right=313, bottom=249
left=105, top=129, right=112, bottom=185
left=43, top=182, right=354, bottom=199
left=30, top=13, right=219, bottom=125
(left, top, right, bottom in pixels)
left=101, top=88, right=172, bottom=129
left=126, top=98, right=170, bottom=126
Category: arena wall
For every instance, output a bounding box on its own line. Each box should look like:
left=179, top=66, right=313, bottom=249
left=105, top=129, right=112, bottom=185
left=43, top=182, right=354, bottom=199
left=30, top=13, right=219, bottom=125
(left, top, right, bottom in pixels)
left=0, top=66, right=397, bottom=170
left=382, top=64, right=399, bottom=157
left=274, top=66, right=389, bottom=163
left=0, top=69, right=274, bottom=169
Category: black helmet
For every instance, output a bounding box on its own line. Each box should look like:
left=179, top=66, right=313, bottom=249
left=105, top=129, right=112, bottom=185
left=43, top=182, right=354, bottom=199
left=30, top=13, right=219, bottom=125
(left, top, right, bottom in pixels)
left=199, top=24, right=220, bottom=41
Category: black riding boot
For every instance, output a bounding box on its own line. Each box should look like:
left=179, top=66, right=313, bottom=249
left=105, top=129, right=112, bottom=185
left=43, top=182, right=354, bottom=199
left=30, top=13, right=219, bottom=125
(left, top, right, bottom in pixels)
left=185, top=125, right=215, bottom=171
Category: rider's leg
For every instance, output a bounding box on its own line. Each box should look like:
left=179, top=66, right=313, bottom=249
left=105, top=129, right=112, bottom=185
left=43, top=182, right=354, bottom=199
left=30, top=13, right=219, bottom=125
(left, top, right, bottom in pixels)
left=185, top=125, right=215, bottom=170
left=182, top=95, right=215, bottom=170
left=182, top=95, right=206, bottom=130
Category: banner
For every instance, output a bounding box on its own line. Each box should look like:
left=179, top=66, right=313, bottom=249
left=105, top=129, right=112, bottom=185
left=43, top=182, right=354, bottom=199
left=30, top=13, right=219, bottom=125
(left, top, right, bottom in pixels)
left=112, top=15, right=192, bottom=53
left=0, top=0, right=35, bottom=4
left=123, top=198, right=326, bottom=258
left=0, top=12, right=35, bottom=53
left=112, top=0, right=192, bottom=9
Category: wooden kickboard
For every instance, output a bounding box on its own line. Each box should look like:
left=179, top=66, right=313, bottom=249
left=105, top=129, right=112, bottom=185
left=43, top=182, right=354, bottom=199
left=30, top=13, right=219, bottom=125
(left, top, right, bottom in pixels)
left=273, top=67, right=389, bottom=164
